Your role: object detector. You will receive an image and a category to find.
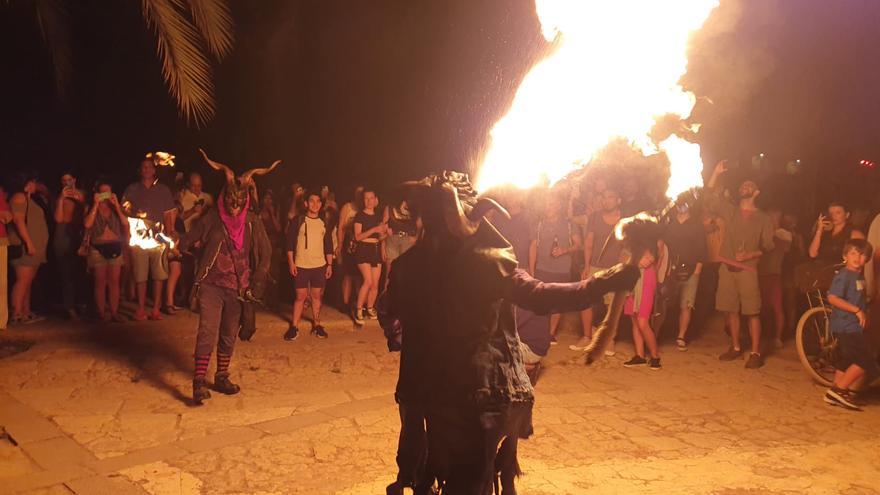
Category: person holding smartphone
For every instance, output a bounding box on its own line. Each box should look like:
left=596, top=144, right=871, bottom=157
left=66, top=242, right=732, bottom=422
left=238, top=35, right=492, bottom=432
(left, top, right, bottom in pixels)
left=84, top=180, right=128, bottom=322
left=53, top=172, right=87, bottom=320
left=808, top=202, right=865, bottom=264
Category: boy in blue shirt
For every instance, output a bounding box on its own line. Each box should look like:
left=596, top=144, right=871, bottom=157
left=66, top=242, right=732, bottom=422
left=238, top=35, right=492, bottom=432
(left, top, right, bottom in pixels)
left=824, top=238, right=878, bottom=410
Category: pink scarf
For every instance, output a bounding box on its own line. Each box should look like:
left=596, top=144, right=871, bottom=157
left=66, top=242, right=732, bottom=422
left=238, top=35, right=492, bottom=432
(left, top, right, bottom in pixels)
left=218, top=195, right=249, bottom=251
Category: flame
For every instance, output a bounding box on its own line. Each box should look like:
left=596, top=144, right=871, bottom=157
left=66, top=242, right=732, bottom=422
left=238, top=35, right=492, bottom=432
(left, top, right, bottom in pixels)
left=476, top=1, right=719, bottom=199
left=127, top=217, right=175, bottom=250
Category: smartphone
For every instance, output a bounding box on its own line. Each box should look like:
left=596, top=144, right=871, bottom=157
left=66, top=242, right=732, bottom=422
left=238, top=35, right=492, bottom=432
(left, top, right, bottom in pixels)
left=97, top=192, right=112, bottom=201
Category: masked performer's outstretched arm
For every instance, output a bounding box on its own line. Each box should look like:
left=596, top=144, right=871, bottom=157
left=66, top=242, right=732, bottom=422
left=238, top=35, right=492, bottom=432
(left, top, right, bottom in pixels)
left=503, top=265, right=640, bottom=315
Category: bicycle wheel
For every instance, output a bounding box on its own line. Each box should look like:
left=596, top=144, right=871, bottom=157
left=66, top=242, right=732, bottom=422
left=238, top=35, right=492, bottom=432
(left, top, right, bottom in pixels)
left=795, top=307, right=836, bottom=386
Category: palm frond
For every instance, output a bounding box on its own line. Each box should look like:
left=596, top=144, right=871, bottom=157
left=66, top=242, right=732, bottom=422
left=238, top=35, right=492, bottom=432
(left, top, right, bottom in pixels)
left=34, top=0, right=72, bottom=98
left=188, top=0, right=234, bottom=60
left=141, top=0, right=216, bottom=127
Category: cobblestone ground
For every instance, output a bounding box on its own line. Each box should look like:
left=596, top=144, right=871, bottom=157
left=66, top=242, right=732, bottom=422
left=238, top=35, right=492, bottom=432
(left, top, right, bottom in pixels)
left=1, top=304, right=878, bottom=495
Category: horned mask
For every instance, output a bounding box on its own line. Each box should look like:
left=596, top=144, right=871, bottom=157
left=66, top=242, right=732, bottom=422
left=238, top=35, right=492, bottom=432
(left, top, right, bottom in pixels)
left=199, top=149, right=281, bottom=212
left=402, top=171, right=509, bottom=239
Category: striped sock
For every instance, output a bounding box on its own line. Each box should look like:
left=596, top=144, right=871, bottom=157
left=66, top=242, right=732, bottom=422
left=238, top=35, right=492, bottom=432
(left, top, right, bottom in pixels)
left=216, top=353, right=232, bottom=376
left=194, top=355, right=211, bottom=380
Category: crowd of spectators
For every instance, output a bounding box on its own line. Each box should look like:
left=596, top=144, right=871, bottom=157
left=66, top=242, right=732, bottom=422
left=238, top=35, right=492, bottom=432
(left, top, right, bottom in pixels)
left=1, top=152, right=878, bottom=384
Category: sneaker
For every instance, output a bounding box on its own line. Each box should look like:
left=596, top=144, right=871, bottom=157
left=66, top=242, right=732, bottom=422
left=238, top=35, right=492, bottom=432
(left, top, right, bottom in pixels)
left=623, top=356, right=647, bottom=367
left=649, top=357, right=662, bottom=370
left=604, top=340, right=616, bottom=357
left=745, top=352, right=764, bottom=369
left=311, top=325, right=328, bottom=339
left=718, top=347, right=742, bottom=361
left=549, top=336, right=558, bottom=346
left=283, top=325, right=299, bottom=341
left=353, top=308, right=365, bottom=326
left=22, top=313, right=46, bottom=325
left=676, top=337, right=688, bottom=352
left=161, top=305, right=177, bottom=316
left=569, top=336, right=592, bottom=351
left=365, top=307, right=378, bottom=320
left=824, top=387, right=862, bottom=411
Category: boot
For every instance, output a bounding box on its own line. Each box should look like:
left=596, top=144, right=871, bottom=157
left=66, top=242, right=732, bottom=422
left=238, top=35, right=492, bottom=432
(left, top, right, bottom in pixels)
left=193, top=378, right=212, bottom=405
left=213, top=373, right=241, bottom=395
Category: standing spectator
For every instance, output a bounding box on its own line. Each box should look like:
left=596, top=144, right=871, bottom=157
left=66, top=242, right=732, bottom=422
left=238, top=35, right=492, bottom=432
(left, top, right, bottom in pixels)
left=337, top=186, right=364, bottom=310
left=8, top=173, right=50, bottom=324
left=122, top=157, right=177, bottom=321
left=570, top=188, right=623, bottom=351
left=823, top=239, right=878, bottom=410
left=662, top=203, right=707, bottom=351
left=758, top=208, right=792, bottom=349
left=353, top=189, right=386, bottom=325
left=259, top=189, right=284, bottom=309
left=84, top=180, right=128, bottom=322
left=178, top=172, right=213, bottom=233
left=780, top=212, right=806, bottom=338
left=53, top=172, right=86, bottom=320
left=177, top=172, right=214, bottom=309
left=808, top=202, right=864, bottom=264
left=0, top=185, right=11, bottom=330
left=623, top=247, right=661, bottom=369
left=382, top=198, right=421, bottom=289
left=284, top=191, right=334, bottom=340
left=494, top=189, right=550, bottom=378
left=529, top=193, right=581, bottom=342
left=284, top=182, right=305, bottom=227
left=705, top=161, right=775, bottom=369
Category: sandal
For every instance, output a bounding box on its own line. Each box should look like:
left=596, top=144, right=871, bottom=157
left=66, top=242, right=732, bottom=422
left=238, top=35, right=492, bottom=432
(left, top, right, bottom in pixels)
left=148, top=310, right=164, bottom=321
left=676, top=338, right=688, bottom=352
left=161, top=305, right=177, bottom=316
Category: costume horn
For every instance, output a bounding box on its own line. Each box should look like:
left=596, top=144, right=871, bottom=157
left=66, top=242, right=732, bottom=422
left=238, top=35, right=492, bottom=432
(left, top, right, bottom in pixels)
left=199, top=149, right=235, bottom=186
left=442, top=183, right=480, bottom=238
left=468, top=197, right=510, bottom=222
left=240, top=160, right=282, bottom=185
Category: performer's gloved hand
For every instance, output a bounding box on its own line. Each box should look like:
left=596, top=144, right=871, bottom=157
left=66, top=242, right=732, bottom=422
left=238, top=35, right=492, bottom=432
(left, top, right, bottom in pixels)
left=585, top=263, right=641, bottom=295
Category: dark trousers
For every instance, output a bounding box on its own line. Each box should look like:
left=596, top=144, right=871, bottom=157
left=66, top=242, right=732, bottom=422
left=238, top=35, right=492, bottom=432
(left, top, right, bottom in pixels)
left=427, top=402, right=532, bottom=494
left=195, top=283, right=242, bottom=358
left=396, top=403, right=430, bottom=487
left=53, top=223, right=82, bottom=311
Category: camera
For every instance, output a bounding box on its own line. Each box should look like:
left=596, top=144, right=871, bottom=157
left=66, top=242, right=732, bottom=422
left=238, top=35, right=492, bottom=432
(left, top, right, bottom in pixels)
left=195, top=198, right=205, bottom=206
left=97, top=192, right=112, bottom=201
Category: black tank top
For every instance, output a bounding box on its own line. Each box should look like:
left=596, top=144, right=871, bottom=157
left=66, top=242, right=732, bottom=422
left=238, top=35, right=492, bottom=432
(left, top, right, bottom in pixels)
left=817, top=224, right=854, bottom=262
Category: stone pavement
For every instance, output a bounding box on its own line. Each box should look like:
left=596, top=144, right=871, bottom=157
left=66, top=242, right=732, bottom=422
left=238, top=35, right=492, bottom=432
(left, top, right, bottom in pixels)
left=1, top=305, right=878, bottom=495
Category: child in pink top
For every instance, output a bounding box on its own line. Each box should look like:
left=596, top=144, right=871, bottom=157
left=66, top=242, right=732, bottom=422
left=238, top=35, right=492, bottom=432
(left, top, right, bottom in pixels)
left=623, top=261, right=661, bottom=369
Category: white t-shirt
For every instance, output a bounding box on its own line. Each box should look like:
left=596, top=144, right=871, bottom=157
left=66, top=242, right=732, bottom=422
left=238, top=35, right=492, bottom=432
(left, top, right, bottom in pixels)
left=295, top=216, right=328, bottom=269
left=179, top=189, right=214, bottom=232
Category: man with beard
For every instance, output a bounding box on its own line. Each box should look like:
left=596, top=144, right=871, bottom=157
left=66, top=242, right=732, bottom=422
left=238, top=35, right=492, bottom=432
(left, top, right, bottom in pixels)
left=180, top=150, right=276, bottom=405
left=706, top=161, right=775, bottom=369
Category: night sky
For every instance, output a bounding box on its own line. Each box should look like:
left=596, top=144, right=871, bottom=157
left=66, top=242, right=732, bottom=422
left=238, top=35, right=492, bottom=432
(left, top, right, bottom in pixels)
left=2, top=0, right=879, bottom=207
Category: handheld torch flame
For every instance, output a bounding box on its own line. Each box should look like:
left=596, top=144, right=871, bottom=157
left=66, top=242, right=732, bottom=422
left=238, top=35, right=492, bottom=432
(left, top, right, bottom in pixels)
left=475, top=1, right=719, bottom=199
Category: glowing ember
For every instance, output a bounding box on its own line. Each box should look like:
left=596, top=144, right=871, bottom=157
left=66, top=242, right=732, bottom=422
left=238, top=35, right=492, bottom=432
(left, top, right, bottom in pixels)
left=476, top=0, right=719, bottom=198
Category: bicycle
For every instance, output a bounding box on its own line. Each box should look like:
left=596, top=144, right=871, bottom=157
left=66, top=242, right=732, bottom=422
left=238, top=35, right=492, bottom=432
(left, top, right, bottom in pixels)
left=795, top=283, right=836, bottom=387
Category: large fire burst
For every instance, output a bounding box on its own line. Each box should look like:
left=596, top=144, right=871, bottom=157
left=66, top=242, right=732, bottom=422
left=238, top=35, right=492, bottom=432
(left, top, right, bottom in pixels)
left=476, top=1, right=719, bottom=199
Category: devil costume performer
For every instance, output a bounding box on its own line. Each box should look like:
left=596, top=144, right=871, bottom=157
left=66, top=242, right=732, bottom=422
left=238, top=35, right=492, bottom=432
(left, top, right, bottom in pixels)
left=380, top=172, right=646, bottom=494
left=179, top=150, right=278, bottom=405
